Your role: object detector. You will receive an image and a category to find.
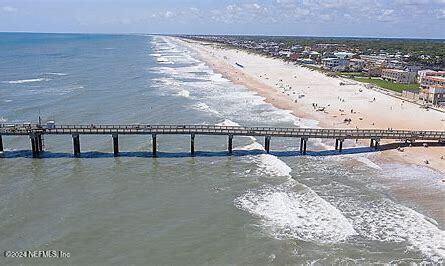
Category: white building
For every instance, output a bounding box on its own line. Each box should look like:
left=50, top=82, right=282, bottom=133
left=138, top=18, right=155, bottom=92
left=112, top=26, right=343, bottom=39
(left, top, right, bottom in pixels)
left=322, top=58, right=344, bottom=71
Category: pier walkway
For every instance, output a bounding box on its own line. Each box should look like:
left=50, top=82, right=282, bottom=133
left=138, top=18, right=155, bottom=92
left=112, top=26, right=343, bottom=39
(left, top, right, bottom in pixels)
left=1, top=123, right=445, bottom=157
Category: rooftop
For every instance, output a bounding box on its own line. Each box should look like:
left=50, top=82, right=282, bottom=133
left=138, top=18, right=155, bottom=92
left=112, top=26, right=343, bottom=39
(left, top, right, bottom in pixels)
left=382, top=68, right=408, bottom=73
left=424, top=76, right=445, bottom=82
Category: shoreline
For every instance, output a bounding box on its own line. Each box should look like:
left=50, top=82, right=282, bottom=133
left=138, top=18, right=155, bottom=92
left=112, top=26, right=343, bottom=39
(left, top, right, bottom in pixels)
left=171, top=36, right=445, bottom=225
left=176, top=37, right=445, bottom=171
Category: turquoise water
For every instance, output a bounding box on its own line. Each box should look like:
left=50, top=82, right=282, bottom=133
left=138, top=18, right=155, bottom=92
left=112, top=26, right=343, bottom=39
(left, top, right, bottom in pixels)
left=0, top=33, right=444, bottom=264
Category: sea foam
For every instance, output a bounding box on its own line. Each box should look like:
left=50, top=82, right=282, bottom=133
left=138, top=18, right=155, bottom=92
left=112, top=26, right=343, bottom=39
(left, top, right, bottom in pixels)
left=44, top=72, right=67, bottom=76
left=235, top=182, right=357, bottom=243
left=176, top=90, right=190, bottom=98
left=192, top=103, right=220, bottom=115
left=2, top=78, right=50, bottom=84
left=215, top=119, right=240, bottom=127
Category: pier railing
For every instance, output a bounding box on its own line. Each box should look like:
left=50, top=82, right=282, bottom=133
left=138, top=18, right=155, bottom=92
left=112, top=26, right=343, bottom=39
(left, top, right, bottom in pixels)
left=1, top=123, right=444, bottom=157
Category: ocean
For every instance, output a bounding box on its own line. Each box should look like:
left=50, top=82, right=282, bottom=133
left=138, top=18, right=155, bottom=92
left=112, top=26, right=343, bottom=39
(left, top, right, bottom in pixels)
left=0, top=33, right=444, bottom=264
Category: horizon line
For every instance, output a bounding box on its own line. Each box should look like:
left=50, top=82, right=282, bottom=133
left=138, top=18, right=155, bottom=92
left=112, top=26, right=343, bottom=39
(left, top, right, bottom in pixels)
left=0, top=31, right=444, bottom=41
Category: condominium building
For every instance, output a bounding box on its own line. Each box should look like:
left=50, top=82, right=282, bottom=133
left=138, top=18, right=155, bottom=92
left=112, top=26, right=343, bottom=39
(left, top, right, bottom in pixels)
left=381, top=69, right=417, bottom=84
left=349, top=59, right=365, bottom=71
left=421, top=75, right=445, bottom=88
left=418, top=70, right=445, bottom=84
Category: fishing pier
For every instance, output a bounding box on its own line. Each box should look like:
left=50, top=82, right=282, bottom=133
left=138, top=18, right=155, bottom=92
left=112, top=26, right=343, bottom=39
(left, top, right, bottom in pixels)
left=1, top=123, right=444, bottom=157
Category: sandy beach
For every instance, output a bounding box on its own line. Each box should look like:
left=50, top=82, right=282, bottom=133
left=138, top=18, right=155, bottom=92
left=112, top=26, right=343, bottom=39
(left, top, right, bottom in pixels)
left=172, top=37, right=445, bottom=224
left=174, top=37, right=445, bottom=172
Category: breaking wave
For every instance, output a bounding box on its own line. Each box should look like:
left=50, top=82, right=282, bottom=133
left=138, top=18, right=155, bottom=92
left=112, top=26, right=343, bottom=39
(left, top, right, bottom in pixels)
left=2, top=78, right=51, bottom=84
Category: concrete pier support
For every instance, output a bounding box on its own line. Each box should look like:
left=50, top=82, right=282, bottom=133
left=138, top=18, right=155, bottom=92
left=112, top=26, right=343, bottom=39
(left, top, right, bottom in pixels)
left=112, top=134, right=119, bottom=156
left=338, top=139, right=344, bottom=153
left=300, top=138, right=308, bottom=155
left=30, top=134, right=38, bottom=157
left=300, top=138, right=304, bottom=153
left=370, top=139, right=379, bottom=150
left=0, top=135, right=3, bottom=153
left=152, top=134, right=157, bottom=157
left=265, top=136, right=271, bottom=154
left=228, top=135, right=233, bottom=155
left=36, top=134, right=43, bottom=153
left=72, top=134, right=80, bottom=157
left=335, top=139, right=339, bottom=150
left=190, top=133, right=195, bottom=156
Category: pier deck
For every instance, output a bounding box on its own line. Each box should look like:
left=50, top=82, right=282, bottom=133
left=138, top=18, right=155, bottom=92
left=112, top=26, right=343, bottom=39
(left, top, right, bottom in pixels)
left=1, top=123, right=444, bottom=157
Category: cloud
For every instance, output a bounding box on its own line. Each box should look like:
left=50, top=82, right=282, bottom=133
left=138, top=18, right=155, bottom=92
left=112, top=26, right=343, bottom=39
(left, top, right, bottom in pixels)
left=376, top=9, right=395, bottom=22
left=2, top=6, right=17, bottom=13
left=437, top=8, right=445, bottom=19
left=395, top=0, right=430, bottom=5
left=163, top=11, right=173, bottom=18
left=1, top=0, right=443, bottom=37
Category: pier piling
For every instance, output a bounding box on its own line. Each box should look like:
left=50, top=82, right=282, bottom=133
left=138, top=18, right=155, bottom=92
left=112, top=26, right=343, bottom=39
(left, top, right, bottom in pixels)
left=191, top=133, right=195, bottom=156
left=30, top=134, right=38, bottom=157
left=300, top=138, right=304, bottom=153
left=36, top=134, right=43, bottom=152
left=112, top=134, right=119, bottom=156
left=0, top=135, right=3, bottom=153
left=374, top=139, right=380, bottom=150
left=228, top=135, right=233, bottom=155
left=72, top=134, right=81, bottom=157
left=300, top=138, right=308, bottom=155
left=370, top=138, right=380, bottom=150
left=152, top=134, right=157, bottom=157
left=2, top=123, right=444, bottom=159
left=265, top=136, right=271, bottom=154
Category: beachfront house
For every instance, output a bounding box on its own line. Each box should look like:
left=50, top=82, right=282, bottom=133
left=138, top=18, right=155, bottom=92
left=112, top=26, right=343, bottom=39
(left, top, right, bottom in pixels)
left=349, top=59, right=365, bottom=71
left=322, top=58, right=341, bottom=70
left=298, top=58, right=316, bottom=65
left=321, top=52, right=354, bottom=71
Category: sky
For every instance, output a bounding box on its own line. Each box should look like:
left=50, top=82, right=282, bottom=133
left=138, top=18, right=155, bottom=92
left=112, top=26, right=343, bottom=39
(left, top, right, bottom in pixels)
left=0, top=0, right=444, bottom=38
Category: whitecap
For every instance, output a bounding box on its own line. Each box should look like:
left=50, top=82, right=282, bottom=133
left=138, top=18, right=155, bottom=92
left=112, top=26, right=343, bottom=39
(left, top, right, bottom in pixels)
left=210, top=73, right=229, bottom=83
left=176, top=90, right=190, bottom=98
left=349, top=199, right=445, bottom=262
left=215, top=119, right=240, bottom=127
left=192, top=103, right=220, bottom=115
left=235, top=182, right=357, bottom=243
left=156, top=57, right=174, bottom=64
left=2, top=78, right=51, bottom=84
left=44, top=72, right=67, bottom=76
left=235, top=140, right=292, bottom=178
